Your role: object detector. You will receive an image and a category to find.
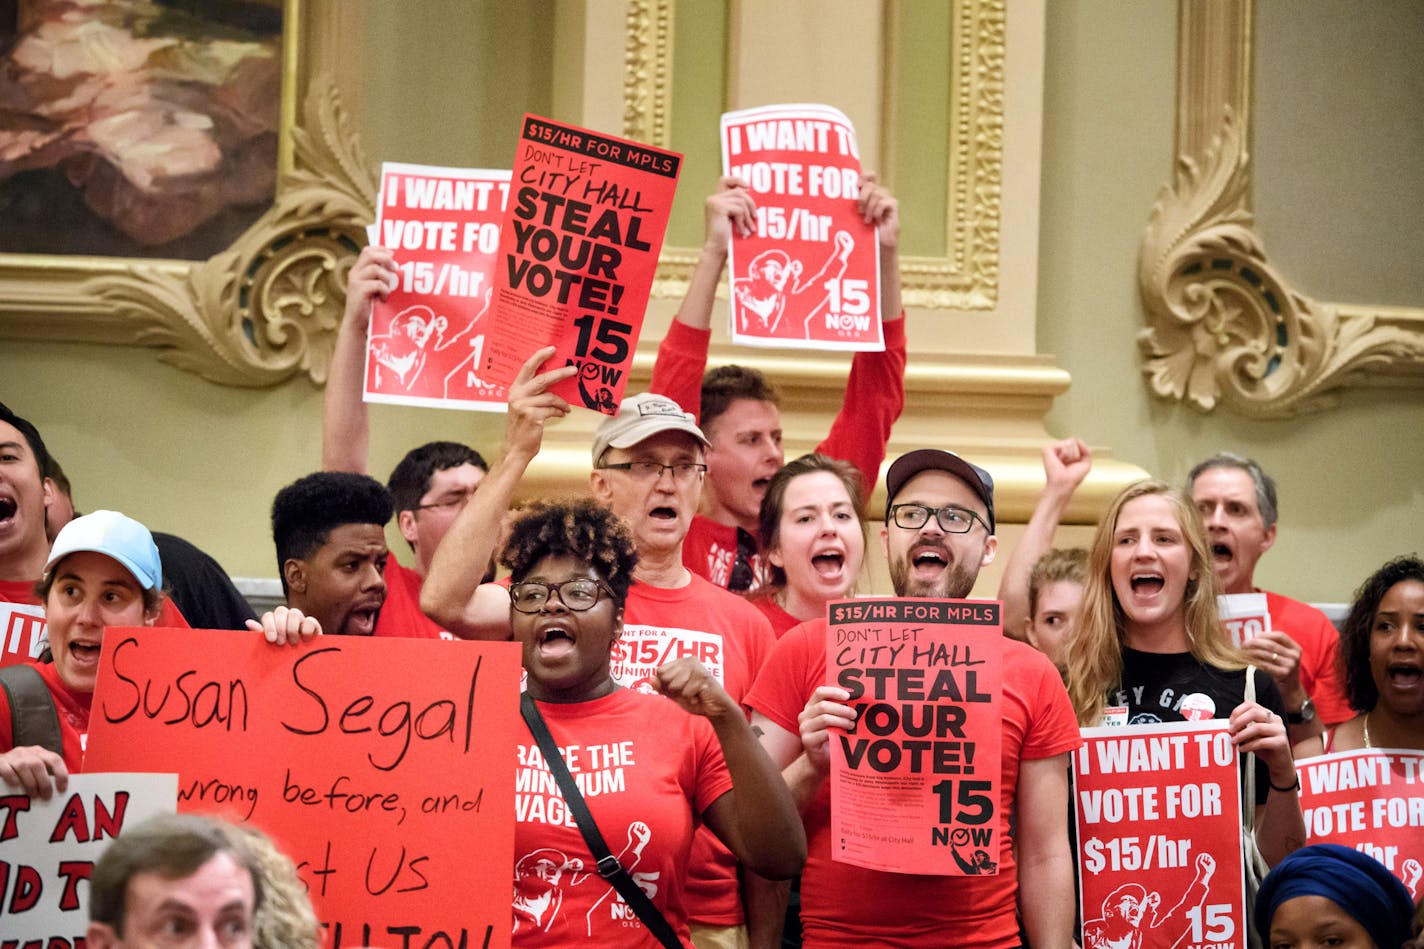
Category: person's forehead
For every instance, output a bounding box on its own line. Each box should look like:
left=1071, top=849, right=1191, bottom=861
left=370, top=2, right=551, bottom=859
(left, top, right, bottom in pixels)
left=126, top=852, right=255, bottom=913
left=0, top=421, right=38, bottom=464
left=54, top=550, right=142, bottom=588
left=1114, top=493, right=1180, bottom=529
left=892, top=469, right=985, bottom=515
left=707, top=398, right=780, bottom=438
left=524, top=552, right=595, bottom=580
left=317, top=522, right=388, bottom=554
left=423, top=463, right=484, bottom=498
left=1036, top=580, right=1083, bottom=609
left=783, top=470, right=853, bottom=509
left=1191, top=466, right=1257, bottom=501
left=608, top=429, right=703, bottom=460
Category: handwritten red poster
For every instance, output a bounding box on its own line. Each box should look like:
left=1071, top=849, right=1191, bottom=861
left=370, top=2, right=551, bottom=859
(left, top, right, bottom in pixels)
left=1075, top=721, right=1247, bottom=949
left=721, top=104, right=882, bottom=352
left=364, top=163, right=511, bottom=411
left=0, top=773, right=177, bottom=945
left=1, top=600, right=47, bottom=667
left=480, top=115, right=682, bottom=414
left=1298, top=749, right=1424, bottom=900
left=825, top=598, right=1002, bottom=875
left=84, top=628, right=522, bottom=949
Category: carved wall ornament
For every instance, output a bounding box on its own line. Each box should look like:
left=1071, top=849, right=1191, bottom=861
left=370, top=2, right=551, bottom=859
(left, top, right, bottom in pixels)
left=1139, top=0, right=1424, bottom=417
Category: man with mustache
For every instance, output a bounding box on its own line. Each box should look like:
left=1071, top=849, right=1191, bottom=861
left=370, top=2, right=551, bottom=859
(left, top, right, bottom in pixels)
left=745, top=448, right=1081, bottom=948
left=1188, top=452, right=1350, bottom=728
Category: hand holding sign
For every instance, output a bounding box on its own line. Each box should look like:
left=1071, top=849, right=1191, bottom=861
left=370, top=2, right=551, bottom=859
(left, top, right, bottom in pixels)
left=1227, top=699, right=1294, bottom=784
left=0, top=744, right=69, bottom=800
left=245, top=604, right=323, bottom=645
left=503, top=345, right=575, bottom=464
left=798, top=684, right=856, bottom=773
left=1240, top=628, right=1305, bottom=700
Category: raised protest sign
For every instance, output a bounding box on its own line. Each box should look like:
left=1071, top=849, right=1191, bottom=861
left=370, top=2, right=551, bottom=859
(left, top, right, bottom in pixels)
left=1298, top=748, right=1424, bottom=900
left=825, top=598, right=1002, bottom=875
left=610, top=623, right=727, bottom=694
left=1075, top=721, right=1247, bottom=949
left=1, top=601, right=46, bottom=668
left=84, top=628, right=522, bottom=949
left=1216, top=593, right=1270, bottom=647
left=721, top=103, right=883, bottom=351
left=365, top=163, right=512, bottom=410
left=0, top=772, right=177, bottom=946
left=481, top=114, right=682, bottom=414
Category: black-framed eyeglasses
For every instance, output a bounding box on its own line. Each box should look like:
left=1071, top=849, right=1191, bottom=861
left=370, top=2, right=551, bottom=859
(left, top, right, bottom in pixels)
left=510, top=578, right=616, bottom=613
left=888, top=503, right=988, bottom=534
left=597, top=461, right=707, bottom=483
left=415, top=487, right=478, bottom=513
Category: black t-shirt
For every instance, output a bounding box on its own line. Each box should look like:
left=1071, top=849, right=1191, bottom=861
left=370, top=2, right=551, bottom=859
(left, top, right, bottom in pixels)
left=1112, top=647, right=1286, bottom=806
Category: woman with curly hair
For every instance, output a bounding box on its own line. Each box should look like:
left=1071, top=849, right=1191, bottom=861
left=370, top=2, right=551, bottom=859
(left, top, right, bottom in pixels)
left=1295, top=555, right=1424, bottom=757
left=1063, top=479, right=1304, bottom=865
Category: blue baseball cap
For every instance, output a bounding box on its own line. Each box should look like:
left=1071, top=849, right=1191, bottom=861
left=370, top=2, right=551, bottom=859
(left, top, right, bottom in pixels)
left=45, top=510, right=163, bottom=590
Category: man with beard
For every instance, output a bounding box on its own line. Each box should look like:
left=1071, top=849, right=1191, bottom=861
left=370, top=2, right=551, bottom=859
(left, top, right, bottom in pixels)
left=270, top=472, right=391, bottom=636
left=744, top=449, right=1081, bottom=948
left=1188, top=453, right=1350, bottom=728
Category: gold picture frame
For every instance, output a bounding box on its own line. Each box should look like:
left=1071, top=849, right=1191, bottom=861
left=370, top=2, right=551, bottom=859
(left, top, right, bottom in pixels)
left=1138, top=0, right=1424, bottom=417
left=0, top=0, right=375, bottom=388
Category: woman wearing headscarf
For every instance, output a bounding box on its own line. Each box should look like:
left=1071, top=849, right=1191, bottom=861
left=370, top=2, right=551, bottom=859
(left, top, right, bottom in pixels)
left=1255, top=843, right=1414, bottom=948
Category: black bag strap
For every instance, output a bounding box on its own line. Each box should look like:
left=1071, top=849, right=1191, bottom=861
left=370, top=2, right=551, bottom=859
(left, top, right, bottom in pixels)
left=520, top=692, right=682, bottom=949
left=0, top=664, right=63, bottom=755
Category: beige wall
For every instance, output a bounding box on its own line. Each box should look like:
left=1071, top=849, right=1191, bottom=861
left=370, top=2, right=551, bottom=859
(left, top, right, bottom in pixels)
left=3, top=1, right=1419, bottom=601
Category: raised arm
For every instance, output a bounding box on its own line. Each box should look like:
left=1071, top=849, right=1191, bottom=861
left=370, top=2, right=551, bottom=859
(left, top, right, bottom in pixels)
left=1015, top=753, right=1075, bottom=949
left=1230, top=698, right=1306, bottom=866
left=998, top=438, right=1092, bottom=641
left=420, top=348, right=576, bottom=638
left=657, top=658, right=806, bottom=880
left=323, top=246, right=398, bottom=472
left=648, top=177, right=755, bottom=418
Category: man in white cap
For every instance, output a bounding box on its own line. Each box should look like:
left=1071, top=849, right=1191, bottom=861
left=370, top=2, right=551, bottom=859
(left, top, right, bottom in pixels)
left=423, top=349, right=778, bottom=947
left=745, top=448, right=1080, bottom=948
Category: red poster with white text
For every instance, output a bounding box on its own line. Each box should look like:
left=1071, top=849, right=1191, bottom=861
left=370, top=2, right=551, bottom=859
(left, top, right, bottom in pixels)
left=84, top=628, right=522, bottom=949
left=721, top=104, right=882, bottom=351
left=365, top=163, right=511, bottom=410
left=1, top=600, right=47, bottom=667
left=481, top=115, right=682, bottom=414
left=1075, top=721, right=1247, bottom=949
left=1297, top=749, right=1424, bottom=901
left=825, top=598, right=1002, bottom=875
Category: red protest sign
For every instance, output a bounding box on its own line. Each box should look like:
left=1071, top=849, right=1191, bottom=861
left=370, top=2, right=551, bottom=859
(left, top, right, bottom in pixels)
left=1298, top=749, right=1424, bottom=900
left=825, top=598, right=1002, bottom=875
left=0, top=773, right=176, bottom=946
left=83, top=628, right=522, bottom=949
left=365, top=163, right=511, bottom=410
left=481, top=115, right=682, bottom=414
left=721, top=104, right=882, bottom=352
left=1216, top=593, right=1271, bottom=647
left=1, top=600, right=47, bottom=667
left=1075, top=721, right=1247, bottom=949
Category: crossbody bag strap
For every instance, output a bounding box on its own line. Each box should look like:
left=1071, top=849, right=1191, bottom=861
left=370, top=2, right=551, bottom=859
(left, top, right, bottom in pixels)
left=0, top=664, right=63, bottom=755
left=519, top=692, right=683, bottom=949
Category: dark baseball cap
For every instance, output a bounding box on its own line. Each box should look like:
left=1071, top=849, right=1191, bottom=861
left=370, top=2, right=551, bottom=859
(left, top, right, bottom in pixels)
left=884, top=449, right=995, bottom=533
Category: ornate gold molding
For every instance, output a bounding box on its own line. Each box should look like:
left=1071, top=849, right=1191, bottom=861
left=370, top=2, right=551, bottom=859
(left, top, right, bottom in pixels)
left=1139, top=0, right=1424, bottom=416
left=0, top=2, right=376, bottom=388
left=629, top=0, right=1005, bottom=310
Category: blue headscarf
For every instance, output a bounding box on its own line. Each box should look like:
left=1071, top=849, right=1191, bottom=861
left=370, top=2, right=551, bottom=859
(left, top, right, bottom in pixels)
left=1255, top=844, right=1414, bottom=948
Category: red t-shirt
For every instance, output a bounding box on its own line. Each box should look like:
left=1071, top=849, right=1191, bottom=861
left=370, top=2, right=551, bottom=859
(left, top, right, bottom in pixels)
left=0, top=661, right=92, bottom=772
left=513, top=688, right=733, bottom=948
left=750, top=594, right=804, bottom=639
left=374, top=558, right=452, bottom=639
left=651, top=317, right=907, bottom=589
left=745, top=618, right=1082, bottom=948
left=1263, top=589, right=1351, bottom=726
left=620, top=575, right=775, bottom=926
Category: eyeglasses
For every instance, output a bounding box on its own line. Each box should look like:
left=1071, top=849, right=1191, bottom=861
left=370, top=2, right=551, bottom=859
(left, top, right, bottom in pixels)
left=728, top=526, right=758, bottom=592
left=888, top=503, right=988, bottom=534
left=597, top=461, right=707, bottom=483
left=510, top=578, right=616, bottom=613
left=415, top=487, right=477, bottom=513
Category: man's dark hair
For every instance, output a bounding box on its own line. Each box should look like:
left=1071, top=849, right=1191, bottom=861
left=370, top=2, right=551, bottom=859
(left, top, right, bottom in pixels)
left=0, top=401, right=51, bottom=480
left=701, top=365, right=780, bottom=433
left=1187, top=452, right=1279, bottom=529
left=1341, top=554, right=1424, bottom=713
left=500, top=498, right=639, bottom=607
left=386, top=441, right=488, bottom=512
left=89, top=813, right=263, bottom=935
left=271, top=472, right=393, bottom=594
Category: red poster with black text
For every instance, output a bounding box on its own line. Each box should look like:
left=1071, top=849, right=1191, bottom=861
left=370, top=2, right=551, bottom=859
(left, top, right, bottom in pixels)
left=1298, top=749, right=1424, bottom=901
left=365, top=163, right=511, bottom=410
left=1075, top=721, right=1247, bottom=949
left=721, top=104, right=882, bottom=351
left=481, top=115, right=682, bottom=414
left=84, top=627, right=522, bottom=949
left=825, top=598, right=1002, bottom=875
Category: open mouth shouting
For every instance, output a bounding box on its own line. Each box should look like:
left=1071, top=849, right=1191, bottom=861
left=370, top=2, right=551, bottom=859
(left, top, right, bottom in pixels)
left=535, top=622, right=578, bottom=662
left=910, top=544, right=950, bottom=582
left=1383, top=659, right=1423, bottom=694
left=810, top=547, right=846, bottom=582
left=0, top=495, right=18, bottom=530
left=1130, top=571, right=1166, bottom=597
left=343, top=599, right=384, bottom=636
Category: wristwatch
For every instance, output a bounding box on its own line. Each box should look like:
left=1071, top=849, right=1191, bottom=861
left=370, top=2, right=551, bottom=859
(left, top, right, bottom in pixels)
left=1286, top=697, right=1316, bottom=725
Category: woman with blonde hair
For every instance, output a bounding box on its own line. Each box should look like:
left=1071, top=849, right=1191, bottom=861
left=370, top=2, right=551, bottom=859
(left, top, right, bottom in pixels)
left=1064, top=479, right=1304, bottom=865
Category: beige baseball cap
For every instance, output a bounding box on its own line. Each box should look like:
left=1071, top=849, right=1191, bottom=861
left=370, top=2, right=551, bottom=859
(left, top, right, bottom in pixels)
left=591, top=393, right=709, bottom=465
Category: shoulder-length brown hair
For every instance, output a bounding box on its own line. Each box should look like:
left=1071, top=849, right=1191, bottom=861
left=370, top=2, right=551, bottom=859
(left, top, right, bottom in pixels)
left=1064, top=479, right=1243, bottom=725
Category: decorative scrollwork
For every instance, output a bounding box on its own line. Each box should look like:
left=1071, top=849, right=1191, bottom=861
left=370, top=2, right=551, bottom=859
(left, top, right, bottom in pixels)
left=1139, top=3, right=1424, bottom=417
